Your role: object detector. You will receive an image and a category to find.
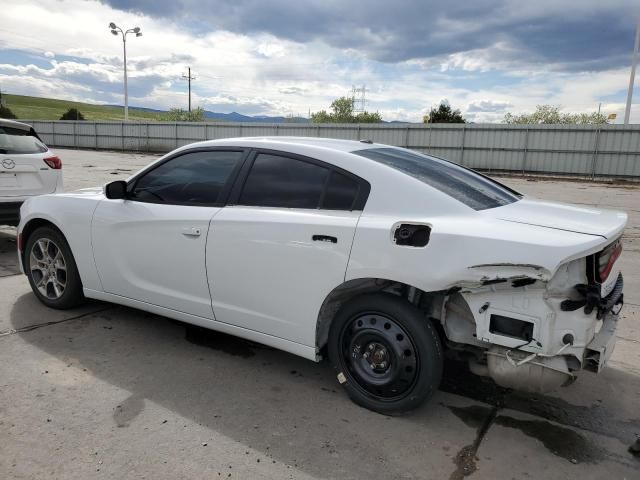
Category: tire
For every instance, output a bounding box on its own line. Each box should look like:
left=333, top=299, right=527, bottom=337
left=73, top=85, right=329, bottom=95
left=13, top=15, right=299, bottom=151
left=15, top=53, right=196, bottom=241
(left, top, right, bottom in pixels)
left=328, top=293, right=443, bottom=415
left=24, top=226, right=85, bottom=309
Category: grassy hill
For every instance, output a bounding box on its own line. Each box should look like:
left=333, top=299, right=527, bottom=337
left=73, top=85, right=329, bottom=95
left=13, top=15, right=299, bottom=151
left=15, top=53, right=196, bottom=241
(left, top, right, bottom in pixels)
left=1, top=94, right=165, bottom=121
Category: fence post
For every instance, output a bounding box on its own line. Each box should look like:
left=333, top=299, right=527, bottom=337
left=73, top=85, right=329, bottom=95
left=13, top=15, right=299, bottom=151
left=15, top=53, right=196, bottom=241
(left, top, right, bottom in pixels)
left=146, top=123, right=150, bottom=152
left=275, top=124, right=280, bottom=136
left=404, top=125, right=410, bottom=148
left=426, top=124, right=432, bottom=154
left=239, top=123, right=243, bottom=137
left=521, top=127, right=530, bottom=176
left=357, top=124, right=361, bottom=141
left=121, top=122, right=125, bottom=151
left=94, top=122, right=98, bottom=150
left=590, top=128, right=601, bottom=180
left=52, top=121, right=56, bottom=147
left=175, top=122, right=179, bottom=148
left=459, top=125, right=467, bottom=165
left=72, top=121, right=76, bottom=148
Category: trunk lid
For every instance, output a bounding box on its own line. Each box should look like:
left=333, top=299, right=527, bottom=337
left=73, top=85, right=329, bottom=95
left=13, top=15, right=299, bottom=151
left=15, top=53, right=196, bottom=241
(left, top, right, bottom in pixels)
left=483, top=197, right=627, bottom=240
left=0, top=151, right=58, bottom=197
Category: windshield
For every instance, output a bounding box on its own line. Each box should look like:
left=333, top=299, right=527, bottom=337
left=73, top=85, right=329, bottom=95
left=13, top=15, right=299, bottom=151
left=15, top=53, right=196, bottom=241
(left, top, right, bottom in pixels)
left=0, top=126, right=48, bottom=154
left=353, top=147, right=521, bottom=211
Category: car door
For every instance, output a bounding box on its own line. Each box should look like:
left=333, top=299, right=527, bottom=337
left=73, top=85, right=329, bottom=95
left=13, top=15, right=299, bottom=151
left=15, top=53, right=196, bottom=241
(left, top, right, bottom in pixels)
left=92, top=148, right=246, bottom=318
left=206, top=150, right=370, bottom=346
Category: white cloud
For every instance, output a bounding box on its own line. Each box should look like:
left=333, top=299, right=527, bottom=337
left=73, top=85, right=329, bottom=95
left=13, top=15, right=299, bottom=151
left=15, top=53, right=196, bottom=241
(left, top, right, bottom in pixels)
left=0, top=0, right=638, bottom=122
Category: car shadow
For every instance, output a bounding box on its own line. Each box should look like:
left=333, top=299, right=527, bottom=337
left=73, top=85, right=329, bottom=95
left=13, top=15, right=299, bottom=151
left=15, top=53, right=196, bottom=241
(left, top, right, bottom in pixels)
left=9, top=292, right=640, bottom=476
left=9, top=292, right=475, bottom=478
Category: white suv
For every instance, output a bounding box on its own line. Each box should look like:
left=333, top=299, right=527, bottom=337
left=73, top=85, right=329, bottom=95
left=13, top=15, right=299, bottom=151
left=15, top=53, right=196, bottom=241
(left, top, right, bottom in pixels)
left=0, top=119, right=63, bottom=226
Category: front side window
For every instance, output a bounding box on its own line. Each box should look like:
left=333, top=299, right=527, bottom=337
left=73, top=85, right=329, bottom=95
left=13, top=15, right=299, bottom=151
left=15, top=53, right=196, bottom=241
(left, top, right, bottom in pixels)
left=353, top=147, right=521, bottom=211
left=238, top=154, right=330, bottom=209
left=0, top=127, right=47, bottom=154
left=131, top=150, right=242, bottom=205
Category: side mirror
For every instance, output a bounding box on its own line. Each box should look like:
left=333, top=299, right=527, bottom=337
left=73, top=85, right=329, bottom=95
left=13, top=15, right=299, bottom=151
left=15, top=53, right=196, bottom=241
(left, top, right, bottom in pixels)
left=104, top=180, right=128, bottom=199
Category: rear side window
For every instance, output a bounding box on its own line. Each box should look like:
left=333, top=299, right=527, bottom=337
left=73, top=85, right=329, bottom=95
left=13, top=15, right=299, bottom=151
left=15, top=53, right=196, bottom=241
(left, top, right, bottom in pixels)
left=0, top=127, right=47, bottom=154
left=238, top=154, right=330, bottom=209
left=132, top=150, right=243, bottom=205
left=353, top=147, right=520, bottom=211
left=323, top=171, right=360, bottom=210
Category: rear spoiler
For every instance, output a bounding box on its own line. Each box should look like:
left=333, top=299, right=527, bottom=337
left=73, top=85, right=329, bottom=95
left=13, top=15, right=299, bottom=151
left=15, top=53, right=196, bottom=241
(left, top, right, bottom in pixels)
left=29, top=127, right=42, bottom=141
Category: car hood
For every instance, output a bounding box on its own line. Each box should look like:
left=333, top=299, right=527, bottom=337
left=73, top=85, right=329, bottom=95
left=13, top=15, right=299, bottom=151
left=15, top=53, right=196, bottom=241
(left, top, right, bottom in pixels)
left=483, top=197, right=627, bottom=240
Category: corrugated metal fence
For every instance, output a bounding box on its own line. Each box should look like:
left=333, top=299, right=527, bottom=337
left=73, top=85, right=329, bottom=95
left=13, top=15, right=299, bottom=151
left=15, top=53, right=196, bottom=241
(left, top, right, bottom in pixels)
left=23, top=120, right=640, bottom=178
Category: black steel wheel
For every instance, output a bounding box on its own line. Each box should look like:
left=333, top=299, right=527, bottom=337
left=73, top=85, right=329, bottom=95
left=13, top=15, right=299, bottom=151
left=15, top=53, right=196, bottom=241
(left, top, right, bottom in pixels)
left=328, top=293, right=442, bottom=415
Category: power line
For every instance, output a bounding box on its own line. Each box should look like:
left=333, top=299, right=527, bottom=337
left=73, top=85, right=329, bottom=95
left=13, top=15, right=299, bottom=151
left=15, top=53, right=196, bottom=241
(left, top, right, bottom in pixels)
left=181, top=67, right=196, bottom=112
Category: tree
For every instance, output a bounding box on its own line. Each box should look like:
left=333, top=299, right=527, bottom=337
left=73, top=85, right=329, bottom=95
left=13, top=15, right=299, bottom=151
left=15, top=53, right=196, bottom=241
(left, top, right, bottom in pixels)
left=424, top=101, right=465, bottom=123
left=161, top=107, right=205, bottom=122
left=60, top=108, right=85, bottom=120
left=503, top=105, right=608, bottom=125
left=0, top=105, right=17, bottom=119
left=311, top=96, right=382, bottom=123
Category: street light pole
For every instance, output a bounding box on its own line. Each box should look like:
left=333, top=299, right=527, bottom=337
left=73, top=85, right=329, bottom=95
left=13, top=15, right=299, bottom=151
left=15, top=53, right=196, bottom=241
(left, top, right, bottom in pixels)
left=109, top=22, right=142, bottom=122
left=123, top=34, right=128, bottom=120
left=624, top=21, right=640, bottom=125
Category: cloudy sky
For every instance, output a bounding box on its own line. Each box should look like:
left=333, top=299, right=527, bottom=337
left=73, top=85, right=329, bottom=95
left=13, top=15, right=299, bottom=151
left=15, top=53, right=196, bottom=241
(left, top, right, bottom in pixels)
left=1, top=0, right=639, bottom=122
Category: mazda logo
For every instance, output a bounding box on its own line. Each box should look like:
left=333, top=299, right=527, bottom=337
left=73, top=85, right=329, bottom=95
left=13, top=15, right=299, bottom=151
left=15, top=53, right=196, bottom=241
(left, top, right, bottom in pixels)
left=1, top=159, right=15, bottom=169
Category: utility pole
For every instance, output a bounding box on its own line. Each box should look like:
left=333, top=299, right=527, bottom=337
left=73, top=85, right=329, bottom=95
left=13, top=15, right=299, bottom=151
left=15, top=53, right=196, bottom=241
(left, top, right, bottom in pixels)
left=182, top=67, right=196, bottom=113
left=624, top=21, right=640, bottom=124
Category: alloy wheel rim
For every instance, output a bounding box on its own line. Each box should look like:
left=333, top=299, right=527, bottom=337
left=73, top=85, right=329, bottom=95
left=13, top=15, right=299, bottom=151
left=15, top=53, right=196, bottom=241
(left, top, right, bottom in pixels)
left=29, top=238, right=67, bottom=300
left=340, top=312, right=419, bottom=400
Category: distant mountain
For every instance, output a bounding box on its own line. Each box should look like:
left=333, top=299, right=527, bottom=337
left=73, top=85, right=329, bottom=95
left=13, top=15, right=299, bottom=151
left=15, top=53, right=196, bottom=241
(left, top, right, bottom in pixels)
left=103, top=104, right=310, bottom=123
left=203, top=111, right=309, bottom=123
left=7, top=93, right=402, bottom=123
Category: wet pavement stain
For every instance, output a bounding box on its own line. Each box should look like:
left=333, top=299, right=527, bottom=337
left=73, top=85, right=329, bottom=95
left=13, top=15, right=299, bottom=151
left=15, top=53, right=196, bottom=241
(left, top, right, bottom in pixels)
left=184, top=325, right=256, bottom=358
left=493, top=415, right=604, bottom=464
left=447, top=403, right=606, bottom=478
left=440, top=359, right=640, bottom=445
left=447, top=405, right=497, bottom=480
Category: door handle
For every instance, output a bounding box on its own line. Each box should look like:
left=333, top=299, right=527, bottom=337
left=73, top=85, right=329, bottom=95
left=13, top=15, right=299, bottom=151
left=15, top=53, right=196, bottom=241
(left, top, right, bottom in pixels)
left=182, top=227, right=201, bottom=237
left=312, top=234, right=337, bottom=244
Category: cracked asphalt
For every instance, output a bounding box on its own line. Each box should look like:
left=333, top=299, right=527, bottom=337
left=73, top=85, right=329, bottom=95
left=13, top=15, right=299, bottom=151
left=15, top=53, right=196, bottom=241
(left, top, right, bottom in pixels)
left=1, top=149, right=639, bottom=479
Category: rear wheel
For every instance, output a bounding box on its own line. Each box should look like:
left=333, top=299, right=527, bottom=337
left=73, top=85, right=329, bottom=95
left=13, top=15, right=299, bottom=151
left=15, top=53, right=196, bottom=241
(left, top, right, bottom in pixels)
left=25, top=226, right=84, bottom=309
left=328, top=293, right=442, bottom=415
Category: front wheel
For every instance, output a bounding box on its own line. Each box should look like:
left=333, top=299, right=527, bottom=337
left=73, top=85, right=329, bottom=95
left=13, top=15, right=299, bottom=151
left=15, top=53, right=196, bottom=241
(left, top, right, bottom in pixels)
left=328, top=293, right=443, bottom=415
left=24, top=226, right=85, bottom=309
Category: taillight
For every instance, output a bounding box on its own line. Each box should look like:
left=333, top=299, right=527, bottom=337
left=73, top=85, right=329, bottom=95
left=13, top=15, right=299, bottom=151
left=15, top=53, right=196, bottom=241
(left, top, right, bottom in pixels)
left=43, top=155, right=62, bottom=169
left=597, top=240, right=622, bottom=282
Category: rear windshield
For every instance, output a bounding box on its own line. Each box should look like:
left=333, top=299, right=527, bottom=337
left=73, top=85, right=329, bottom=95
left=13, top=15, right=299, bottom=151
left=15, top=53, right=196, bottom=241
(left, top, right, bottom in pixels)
left=353, top=147, right=521, bottom=211
left=0, top=126, right=47, bottom=154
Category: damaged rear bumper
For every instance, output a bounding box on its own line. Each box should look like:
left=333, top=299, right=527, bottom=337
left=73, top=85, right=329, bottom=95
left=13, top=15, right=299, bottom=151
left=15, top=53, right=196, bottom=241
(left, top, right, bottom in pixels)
left=462, top=274, right=623, bottom=393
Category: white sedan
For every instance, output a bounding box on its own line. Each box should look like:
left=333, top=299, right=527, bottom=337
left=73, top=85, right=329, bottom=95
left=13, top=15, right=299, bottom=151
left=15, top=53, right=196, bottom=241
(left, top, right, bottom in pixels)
left=17, top=137, right=626, bottom=414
